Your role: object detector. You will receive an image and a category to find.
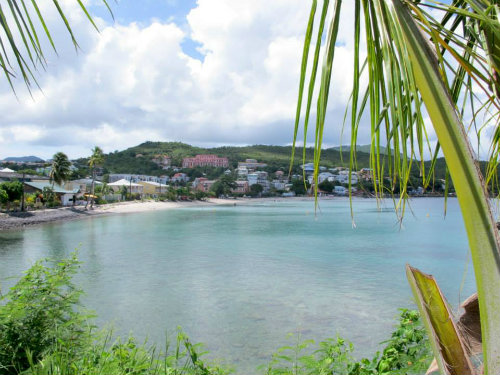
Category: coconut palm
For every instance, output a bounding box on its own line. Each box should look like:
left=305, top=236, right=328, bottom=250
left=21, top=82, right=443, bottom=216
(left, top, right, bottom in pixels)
left=293, top=1, right=500, bottom=373
left=88, top=146, right=104, bottom=208
left=0, top=1, right=111, bottom=93
left=49, top=152, right=71, bottom=188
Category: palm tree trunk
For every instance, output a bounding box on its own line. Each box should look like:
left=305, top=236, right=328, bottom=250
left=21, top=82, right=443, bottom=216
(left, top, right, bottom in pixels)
left=91, top=168, right=95, bottom=209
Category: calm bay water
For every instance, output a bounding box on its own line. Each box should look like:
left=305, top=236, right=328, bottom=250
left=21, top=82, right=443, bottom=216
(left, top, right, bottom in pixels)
left=0, top=198, right=475, bottom=373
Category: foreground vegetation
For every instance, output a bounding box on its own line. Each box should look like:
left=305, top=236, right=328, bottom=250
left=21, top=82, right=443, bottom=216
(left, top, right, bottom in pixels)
left=0, top=255, right=431, bottom=375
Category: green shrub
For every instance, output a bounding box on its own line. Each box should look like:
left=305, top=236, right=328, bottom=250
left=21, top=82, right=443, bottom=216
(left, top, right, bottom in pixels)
left=0, top=254, right=91, bottom=374
left=0, top=255, right=231, bottom=375
left=263, top=309, right=431, bottom=375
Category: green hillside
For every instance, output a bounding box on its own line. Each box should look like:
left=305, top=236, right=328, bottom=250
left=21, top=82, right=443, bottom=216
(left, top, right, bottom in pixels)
left=78, top=141, right=375, bottom=175
left=73, top=141, right=498, bottom=188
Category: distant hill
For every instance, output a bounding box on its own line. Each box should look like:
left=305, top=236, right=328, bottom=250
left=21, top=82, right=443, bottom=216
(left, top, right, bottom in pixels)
left=332, top=145, right=391, bottom=155
left=77, top=141, right=375, bottom=176
left=73, top=141, right=496, bottom=185
left=3, top=155, right=44, bottom=163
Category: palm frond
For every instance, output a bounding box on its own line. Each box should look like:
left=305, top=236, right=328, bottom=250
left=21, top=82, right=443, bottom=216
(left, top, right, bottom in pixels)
left=0, top=0, right=113, bottom=92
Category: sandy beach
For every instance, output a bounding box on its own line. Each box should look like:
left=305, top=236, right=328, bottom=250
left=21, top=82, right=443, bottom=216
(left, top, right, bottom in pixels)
left=0, top=198, right=242, bottom=231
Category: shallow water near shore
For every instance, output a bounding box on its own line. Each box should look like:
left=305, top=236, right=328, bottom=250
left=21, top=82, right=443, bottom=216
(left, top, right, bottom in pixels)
left=0, top=198, right=475, bottom=373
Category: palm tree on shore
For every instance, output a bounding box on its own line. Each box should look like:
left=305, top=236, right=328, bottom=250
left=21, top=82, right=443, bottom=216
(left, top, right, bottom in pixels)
left=49, top=152, right=71, bottom=189
left=87, top=146, right=104, bottom=209
left=293, top=1, right=500, bottom=373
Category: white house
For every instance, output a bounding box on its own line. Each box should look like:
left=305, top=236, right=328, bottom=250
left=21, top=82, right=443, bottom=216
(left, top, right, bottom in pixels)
left=108, top=179, right=143, bottom=194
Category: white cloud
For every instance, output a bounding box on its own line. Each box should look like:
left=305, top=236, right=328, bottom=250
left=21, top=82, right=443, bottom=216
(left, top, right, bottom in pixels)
left=0, top=1, right=381, bottom=160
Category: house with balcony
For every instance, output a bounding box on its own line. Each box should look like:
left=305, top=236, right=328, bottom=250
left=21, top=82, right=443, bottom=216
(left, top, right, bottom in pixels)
left=232, top=180, right=249, bottom=194
left=138, top=181, right=168, bottom=195
left=193, top=177, right=215, bottom=192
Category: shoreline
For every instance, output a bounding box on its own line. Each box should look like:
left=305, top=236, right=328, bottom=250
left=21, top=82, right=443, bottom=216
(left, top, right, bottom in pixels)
left=0, top=195, right=452, bottom=232
left=0, top=198, right=243, bottom=232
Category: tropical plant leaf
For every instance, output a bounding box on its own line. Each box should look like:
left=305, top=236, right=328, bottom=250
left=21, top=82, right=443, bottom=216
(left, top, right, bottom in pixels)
left=406, top=265, right=475, bottom=375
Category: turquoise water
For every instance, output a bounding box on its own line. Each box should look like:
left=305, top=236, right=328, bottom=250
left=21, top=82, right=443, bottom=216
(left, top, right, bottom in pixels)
left=0, top=198, right=475, bottom=373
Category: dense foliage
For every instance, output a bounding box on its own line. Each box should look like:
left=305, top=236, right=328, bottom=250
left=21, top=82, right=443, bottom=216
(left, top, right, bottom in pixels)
left=0, top=182, right=23, bottom=202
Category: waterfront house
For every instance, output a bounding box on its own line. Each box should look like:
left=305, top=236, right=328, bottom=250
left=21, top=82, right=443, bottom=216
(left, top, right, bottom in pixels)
left=271, top=180, right=287, bottom=190
left=333, top=186, right=348, bottom=196
left=193, top=177, right=215, bottom=192
left=138, top=181, right=167, bottom=196
left=23, top=181, right=80, bottom=206
left=108, top=179, right=143, bottom=194
left=232, top=180, right=249, bottom=194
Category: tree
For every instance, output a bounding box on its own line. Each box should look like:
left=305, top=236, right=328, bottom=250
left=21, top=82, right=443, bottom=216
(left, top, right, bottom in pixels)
left=318, top=179, right=334, bottom=193
left=250, top=183, right=264, bottom=197
left=88, top=146, right=104, bottom=209
left=211, top=175, right=237, bottom=197
left=0, top=181, right=23, bottom=202
left=49, top=152, right=71, bottom=188
left=293, top=1, right=500, bottom=373
left=290, top=179, right=310, bottom=196
left=0, top=188, right=8, bottom=206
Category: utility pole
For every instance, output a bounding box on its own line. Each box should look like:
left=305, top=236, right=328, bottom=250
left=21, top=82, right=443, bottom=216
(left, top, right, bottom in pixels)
left=21, top=172, right=25, bottom=212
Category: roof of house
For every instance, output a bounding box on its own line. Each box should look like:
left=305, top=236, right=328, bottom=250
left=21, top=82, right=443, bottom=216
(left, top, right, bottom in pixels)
left=0, top=168, right=15, bottom=173
left=24, top=181, right=80, bottom=194
left=72, top=178, right=103, bottom=185
left=108, top=179, right=142, bottom=187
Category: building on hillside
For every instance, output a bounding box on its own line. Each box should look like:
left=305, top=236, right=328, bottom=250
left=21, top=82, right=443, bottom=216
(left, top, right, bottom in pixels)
left=358, top=168, right=373, bottom=181
left=247, top=171, right=270, bottom=192
left=192, top=177, right=215, bottom=193
left=138, top=181, right=168, bottom=195
left=0, top=168, right=15, bottom=173
left=318, top=172, right=335, bottom=184
left=275, top=170, right=285, bottom=180
left=237, top=159, right=267, bottom=170
left=182, top=154, right=229, bottom=168
left=152, top=155, right=171, bottom=169
left=335, top=171, right=358, bottom=185
left=237, top=166, right=248, bottom=178
left=24, top=181, right=80, bottom=206
left=232, top=180, right=249, bottom=194
left=171, top=173, right=189, bottom=183
left=108, top=179, right=143, bottom=194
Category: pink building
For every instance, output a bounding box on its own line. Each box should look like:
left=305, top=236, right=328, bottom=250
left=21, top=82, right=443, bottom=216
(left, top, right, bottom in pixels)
left=182, top=154, right=229, bottom=168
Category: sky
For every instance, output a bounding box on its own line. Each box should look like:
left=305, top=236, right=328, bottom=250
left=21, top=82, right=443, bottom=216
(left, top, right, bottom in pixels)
left=0, top=0, right=368, bottom=160
left=0, top=0, right=489, bottom=161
